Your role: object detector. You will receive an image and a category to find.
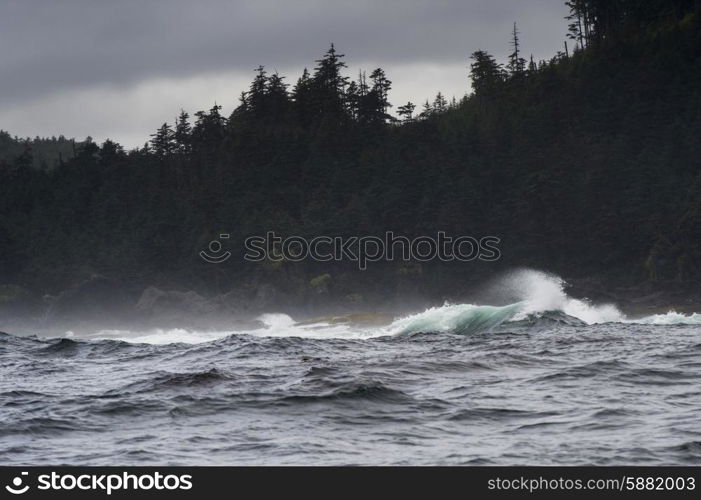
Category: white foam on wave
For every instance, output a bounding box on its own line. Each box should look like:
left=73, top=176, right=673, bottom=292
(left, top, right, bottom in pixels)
left=250, top=313, right=377, bottom=339
left=93, top=312, right=382, bottom=344
left=505, top=269, right=625, bottom=324
left=93, top=328, right=234, bottom=345
left=626, top=311, right=701, bottom=325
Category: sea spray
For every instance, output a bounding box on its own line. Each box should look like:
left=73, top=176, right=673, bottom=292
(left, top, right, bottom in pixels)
left=498, top=269, right=625, bottom=323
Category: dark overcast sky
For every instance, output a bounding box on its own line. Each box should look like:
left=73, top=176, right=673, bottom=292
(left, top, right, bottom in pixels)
left=0, top=0, right=569, bottom=147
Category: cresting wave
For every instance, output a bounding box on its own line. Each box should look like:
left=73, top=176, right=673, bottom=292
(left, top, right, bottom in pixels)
left=83, top=270, right=700, bottom=345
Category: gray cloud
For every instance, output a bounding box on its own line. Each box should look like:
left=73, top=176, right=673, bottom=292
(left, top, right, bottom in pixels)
left=0, top=0, right=569, bottom=146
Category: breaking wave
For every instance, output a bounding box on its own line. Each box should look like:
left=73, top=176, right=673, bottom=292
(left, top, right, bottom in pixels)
left=67, top=269, right=700, bottom=345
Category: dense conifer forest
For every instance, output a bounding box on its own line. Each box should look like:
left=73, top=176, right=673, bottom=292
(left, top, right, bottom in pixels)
left=1, top=0, right=700, bottom=315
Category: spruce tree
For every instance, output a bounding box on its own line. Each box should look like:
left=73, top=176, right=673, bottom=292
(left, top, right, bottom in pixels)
left=311, top=44, right=349, bottom=120
left=174, top=110, right=192, bottom=154
left=469, top=50, right=503, bottom=96
left=397, top=102, right=416, bottom=122
left=369, top=68, right=392, bottom=120
left=508, top=22, right=527, bottom=76
left=150, top=123, right=175, bottom=157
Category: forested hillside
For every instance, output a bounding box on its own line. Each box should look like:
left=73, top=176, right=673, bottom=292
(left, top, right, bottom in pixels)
left=0, top=131, right=82, bottom=170
left=1, top=0, right=700, bottom=314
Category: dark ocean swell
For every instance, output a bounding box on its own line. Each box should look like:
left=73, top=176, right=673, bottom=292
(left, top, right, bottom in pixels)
left=1, top=271, right=700, bottom=465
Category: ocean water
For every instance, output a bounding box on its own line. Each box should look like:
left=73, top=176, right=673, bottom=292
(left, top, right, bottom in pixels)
left=1, top=271, right=700, bottom=465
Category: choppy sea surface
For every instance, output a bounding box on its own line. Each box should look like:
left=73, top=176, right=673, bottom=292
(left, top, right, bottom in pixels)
left=1, top=271, right=700, bottom=465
